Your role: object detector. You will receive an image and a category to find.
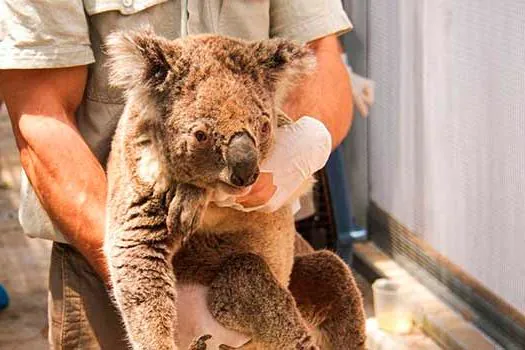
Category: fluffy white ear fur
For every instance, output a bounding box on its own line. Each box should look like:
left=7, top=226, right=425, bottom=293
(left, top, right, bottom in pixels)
left=106, top=31, right=314, bottom=104
left=105, top=29, right=178, bottom=94
left=105, top=31, right=150, bottom=91
left=250, top=38, right=317, bottom=104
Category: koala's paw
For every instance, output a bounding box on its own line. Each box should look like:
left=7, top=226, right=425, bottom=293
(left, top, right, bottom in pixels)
left=189, top=334, right=212, bottom=350
left=167, top=184, right=208, bottom=237
left=218, top=343, right=252, bottom=350
left=276, top=108, right=293, bottom=127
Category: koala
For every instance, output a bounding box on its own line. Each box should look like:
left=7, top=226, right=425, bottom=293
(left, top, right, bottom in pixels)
left=104, top=30, right=366, bottom=350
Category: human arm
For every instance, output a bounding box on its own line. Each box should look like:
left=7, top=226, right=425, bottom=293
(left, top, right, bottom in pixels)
left=0, top=67, right=110, bottom=283
left=236, top=34, right=353, bottom=208
left=283, top=34, right=353, bottom=148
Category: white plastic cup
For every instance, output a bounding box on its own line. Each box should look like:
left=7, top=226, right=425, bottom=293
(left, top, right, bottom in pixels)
left=372, top=278, right=413, bottom=334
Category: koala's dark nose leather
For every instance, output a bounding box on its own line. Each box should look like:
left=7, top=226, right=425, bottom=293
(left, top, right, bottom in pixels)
left=227, top=132, right=260, bottom=187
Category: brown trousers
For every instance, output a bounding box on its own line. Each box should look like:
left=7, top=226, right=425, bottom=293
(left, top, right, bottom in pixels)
left=48, top=243, right=128, bottom=349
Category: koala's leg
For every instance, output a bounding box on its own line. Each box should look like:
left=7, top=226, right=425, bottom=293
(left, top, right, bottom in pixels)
left=288, top=250, right=367, bottom=350
left=188, top=334, right=212, bottom=350
left=207, top=253, right=318, bottom=350
left=106, top=184, right=208, bottom=350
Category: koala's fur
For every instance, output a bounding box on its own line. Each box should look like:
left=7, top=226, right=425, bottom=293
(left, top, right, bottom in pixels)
left=104, top=30, right=366, bottom=350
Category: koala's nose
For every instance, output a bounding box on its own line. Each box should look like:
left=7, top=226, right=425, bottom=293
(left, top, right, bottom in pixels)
left=227, top=132, right=260, bottom=187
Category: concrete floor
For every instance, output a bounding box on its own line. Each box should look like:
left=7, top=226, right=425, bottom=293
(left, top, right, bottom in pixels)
left=353, top=264, right=441, bottom=350
left=0, top=107, right=50, bottom=349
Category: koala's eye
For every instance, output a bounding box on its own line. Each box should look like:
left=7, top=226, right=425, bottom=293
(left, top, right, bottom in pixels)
left=194, top=130, right=208, bottom=142
left=261, top=121, right=271, bottom=135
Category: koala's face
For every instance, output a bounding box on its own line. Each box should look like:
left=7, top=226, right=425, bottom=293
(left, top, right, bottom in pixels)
left=162, top=73, right=277, bottom=194
left=107, top=32, right=314, bottom=193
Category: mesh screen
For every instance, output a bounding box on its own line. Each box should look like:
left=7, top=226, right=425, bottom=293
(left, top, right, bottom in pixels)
left=368, top=0, right=525, bottom=313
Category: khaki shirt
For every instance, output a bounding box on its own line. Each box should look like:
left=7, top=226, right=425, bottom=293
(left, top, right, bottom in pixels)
left=0, top=0, right=352, bottom=242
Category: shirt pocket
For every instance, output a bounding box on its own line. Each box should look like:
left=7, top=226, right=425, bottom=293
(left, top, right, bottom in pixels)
left=84, top=0, right=179, bottom=104
left=83, top=0, right=168, bottom=16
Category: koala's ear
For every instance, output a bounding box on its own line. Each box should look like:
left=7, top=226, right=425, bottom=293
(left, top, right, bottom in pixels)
left=249, top=38, right=316, bottom=99
left=105, top=30, right=184, bottom=93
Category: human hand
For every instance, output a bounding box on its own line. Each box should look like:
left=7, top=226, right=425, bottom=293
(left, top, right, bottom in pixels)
left=212, top=116, right=332, bottom=213
left=235, top=172, right=276, bottom=208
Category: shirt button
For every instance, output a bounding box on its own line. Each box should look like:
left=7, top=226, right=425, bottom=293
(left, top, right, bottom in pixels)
left=123, top=0, right=133, bottom=7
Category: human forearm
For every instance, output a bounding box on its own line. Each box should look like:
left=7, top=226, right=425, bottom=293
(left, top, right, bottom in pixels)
left=282, top=35, right=353, bottom=149
left=19, top=115, right=109, bottom=281
left=0, top=67, right=110, bottom=283
left=230, top=36, right=352, bottom=208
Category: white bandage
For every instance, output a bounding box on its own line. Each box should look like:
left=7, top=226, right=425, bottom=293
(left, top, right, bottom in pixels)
left=213, top=116, right=332, bottom=213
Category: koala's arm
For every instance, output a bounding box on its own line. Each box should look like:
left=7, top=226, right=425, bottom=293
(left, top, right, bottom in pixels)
left=281, top=34, right=353, bottom=149
left=106, top=171, right=208, bottom=350
left=0, top=67, right=110, bottom=282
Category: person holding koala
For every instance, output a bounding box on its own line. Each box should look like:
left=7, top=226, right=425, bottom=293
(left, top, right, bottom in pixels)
left=0, top=1, right=364, bottom=349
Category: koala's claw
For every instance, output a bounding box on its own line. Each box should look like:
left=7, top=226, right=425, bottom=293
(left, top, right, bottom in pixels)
left=296, top=335, right=319, bottom=350
left=189, top=334, right=212, bottom=350
left=276, top=108, right=293, bottom=127
left=218, top=339, right=253, bottom=350
left=218, top=345, right=234, bottom=350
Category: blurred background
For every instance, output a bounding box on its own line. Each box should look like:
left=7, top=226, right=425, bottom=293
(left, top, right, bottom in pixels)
left=331, top=0, right=525, bottom=348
